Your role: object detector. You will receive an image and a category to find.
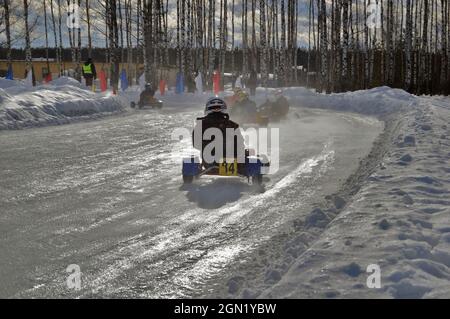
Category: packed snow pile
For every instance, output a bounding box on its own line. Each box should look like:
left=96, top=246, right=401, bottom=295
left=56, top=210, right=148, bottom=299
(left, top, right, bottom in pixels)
left=272, top=86, right=418, bottom=116
left=259, top=100, right=450, bottom=299
left=49, top=76, right=87, bottom=89
left=213, top=88, right=450, bottom=299
left=0, top=78, right=28, bottom=91
left=0, top=77, right=126, bottom=130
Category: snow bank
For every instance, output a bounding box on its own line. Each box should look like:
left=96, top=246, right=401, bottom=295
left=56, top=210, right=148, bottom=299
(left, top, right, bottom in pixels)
left=0, top=78, right=28, bottom=90
left=0, top=77, right=126, bottom=130
left=49, top=76, right=87, bottom=89
left=206, top=87, right=449, bottom=299
left=255, top=86, right=418, bottom=116
left=259, top=100, right=450, bottom=299
left=147, top=85, right=418, bottom=116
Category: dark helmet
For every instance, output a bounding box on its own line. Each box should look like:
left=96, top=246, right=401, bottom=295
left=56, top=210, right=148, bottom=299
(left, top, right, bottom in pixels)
left=145, top=83, right=153, bottom=90
left=205, top=97, right=227, bottom=115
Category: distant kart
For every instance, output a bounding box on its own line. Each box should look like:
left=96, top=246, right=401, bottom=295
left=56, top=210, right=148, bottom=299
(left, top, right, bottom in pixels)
left=130, top=99, right=164, bottom=110
left=258, top=101, right=290, bottom=123
left=182, top=153, right=270, bottom=185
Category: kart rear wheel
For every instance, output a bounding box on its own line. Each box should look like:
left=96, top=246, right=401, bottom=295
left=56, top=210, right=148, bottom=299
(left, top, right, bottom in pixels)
left=183, top=175, right=194, bottom=184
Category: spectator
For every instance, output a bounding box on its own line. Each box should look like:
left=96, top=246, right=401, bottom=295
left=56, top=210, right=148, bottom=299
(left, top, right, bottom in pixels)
left=82, top=58, right=97, bottom=87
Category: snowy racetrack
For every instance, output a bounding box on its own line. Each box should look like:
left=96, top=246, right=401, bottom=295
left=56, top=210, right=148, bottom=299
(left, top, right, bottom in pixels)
left=0, top=105, right=383, bottom=298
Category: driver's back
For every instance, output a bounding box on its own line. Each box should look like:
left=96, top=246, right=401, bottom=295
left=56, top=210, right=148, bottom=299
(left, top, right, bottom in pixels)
left=192, top=112, right=245, bottom=166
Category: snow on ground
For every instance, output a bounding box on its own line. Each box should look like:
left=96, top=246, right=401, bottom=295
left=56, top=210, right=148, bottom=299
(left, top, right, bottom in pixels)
left=209, top=88, right=450, bottom=299
left=267, top=99, right=450, bottom=299
left=0, top=77, right=126, bottom=130
left=1, top=76, right=448, bottom=298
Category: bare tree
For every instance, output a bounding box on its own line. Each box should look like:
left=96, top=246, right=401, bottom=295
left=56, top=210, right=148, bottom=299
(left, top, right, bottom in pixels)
left=24, top=0, right=33, bottom=80
left=3, top=0, right=12, bottom=69
left=86, top=0, right=93, bottom=57
left=260, top=0, right=268, bottom=88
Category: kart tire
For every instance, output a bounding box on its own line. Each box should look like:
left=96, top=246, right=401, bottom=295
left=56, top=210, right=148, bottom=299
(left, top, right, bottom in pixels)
left=183, top=175, right=194, bottom=184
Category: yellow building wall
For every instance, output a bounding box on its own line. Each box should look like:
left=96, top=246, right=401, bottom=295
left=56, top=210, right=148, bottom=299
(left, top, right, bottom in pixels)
left=0, top=61, right=178, bottom=86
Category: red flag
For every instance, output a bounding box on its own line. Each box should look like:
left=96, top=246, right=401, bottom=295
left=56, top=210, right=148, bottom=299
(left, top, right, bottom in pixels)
left=159, top=79, right=166, bottom=96
left=99, top=70, right=107, bottom=92
left=44, top=73, right=52, bottom=84
left=213, top=71, right=221, bottom=95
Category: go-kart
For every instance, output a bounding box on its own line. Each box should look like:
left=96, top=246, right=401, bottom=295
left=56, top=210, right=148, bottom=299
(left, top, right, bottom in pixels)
left=182, top=153, right=270, bottom=185
left=258, top=100, right=290, bottom=123
left=130, top=98, right=164, bottom=110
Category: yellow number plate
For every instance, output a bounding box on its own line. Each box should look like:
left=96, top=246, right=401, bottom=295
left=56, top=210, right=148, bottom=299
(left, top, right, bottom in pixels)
left=219, top=159, right=238, bottom=176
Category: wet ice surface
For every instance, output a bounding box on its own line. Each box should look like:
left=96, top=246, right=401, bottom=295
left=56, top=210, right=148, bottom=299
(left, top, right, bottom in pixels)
left=0, top=107, right=383, bottom=298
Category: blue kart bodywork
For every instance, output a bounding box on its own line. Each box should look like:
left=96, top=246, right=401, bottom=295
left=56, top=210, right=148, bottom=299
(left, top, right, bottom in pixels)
left=182, top=155, right=268, bottom=185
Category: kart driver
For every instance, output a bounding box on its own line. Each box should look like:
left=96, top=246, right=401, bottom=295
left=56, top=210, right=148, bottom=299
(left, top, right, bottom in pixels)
left=259, top=90, right=290, bottom=121
left=138, top=83, right=156, bottom=108
left=193, top=98, right=246, bottom=169
left=273, top=89, right=290, bottom=119
left=225, top=87, right=243, bottom=109
left=230, top=90, right=258, bottom=123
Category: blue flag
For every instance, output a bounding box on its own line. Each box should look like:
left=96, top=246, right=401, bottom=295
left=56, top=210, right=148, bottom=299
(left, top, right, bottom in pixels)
left=120, top=69, right=128, bottom=91
left=176, top=72, right=184, bottom=94
left=5, top=65, right=13, bottom=80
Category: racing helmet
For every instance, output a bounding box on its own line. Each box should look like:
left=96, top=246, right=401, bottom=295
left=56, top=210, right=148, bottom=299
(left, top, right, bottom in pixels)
left=145, top=83, right=152, bottom=90
left=205, top=97, right=227, bottom=115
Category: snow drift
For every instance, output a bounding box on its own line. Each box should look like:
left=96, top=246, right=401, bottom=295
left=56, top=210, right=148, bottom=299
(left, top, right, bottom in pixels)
left=251, top=86, right=418, bottom=116
left=207, top=87, right=450, bottom=299
left=0, top=77, right=126, bottom=130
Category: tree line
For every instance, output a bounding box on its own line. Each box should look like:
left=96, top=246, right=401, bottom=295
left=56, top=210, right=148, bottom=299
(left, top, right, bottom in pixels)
left=312, top=0, right=450, bottom=95
left=1, top=1, right=449, bottom=95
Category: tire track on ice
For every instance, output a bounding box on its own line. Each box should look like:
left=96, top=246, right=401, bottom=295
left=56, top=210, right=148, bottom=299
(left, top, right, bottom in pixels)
left=82, top=142, right=335, bottom=297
